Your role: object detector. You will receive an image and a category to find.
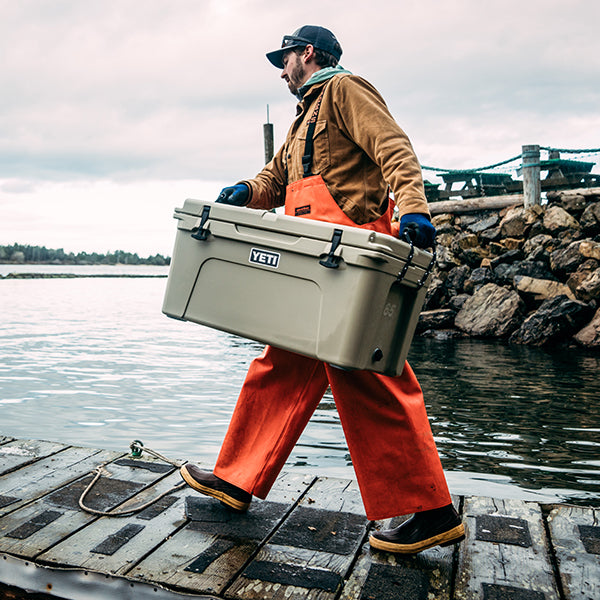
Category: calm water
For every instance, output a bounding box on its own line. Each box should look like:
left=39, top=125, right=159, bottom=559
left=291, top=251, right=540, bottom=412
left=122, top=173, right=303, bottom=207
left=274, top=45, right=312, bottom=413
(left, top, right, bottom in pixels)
left=1, top=265, right=599, bottom=508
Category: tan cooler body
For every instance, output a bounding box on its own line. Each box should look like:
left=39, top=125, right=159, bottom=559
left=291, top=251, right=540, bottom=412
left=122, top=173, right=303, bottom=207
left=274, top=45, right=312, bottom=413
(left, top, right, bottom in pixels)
left=162, top=200, right=435, bottom=376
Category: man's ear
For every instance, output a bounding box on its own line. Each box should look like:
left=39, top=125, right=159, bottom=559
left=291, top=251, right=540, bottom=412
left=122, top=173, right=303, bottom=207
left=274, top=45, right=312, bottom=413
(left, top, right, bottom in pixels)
left=302, top=44, right=316, bottom=63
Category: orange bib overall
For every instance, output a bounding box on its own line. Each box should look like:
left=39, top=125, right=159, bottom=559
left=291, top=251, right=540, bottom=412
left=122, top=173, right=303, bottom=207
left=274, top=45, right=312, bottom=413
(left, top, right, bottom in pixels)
left=213, top=86, right=450, bottom=520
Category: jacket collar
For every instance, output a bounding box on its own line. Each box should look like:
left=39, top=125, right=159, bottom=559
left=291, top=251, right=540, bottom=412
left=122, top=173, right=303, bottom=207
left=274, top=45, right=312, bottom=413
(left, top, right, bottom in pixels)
left=298, top=65, right=352, bottom=97
left=295, top=72, right=350, bottom=115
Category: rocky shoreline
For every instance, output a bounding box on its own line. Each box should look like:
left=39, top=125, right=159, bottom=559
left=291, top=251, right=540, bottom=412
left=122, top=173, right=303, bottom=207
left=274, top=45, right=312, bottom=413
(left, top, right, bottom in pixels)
left=417, top=187, right=600, bottom=349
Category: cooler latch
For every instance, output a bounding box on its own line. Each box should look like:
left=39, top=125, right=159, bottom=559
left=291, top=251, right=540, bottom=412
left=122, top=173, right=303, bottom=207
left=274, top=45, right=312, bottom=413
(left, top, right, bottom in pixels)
left=320, top=229, right=343, bottom=269
left=190, top=205, right=211, bottom=241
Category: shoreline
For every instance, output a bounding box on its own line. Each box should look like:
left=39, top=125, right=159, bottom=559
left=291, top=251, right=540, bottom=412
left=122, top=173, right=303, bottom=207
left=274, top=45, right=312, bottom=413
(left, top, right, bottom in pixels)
left=1, top=272, right=167, bottom=279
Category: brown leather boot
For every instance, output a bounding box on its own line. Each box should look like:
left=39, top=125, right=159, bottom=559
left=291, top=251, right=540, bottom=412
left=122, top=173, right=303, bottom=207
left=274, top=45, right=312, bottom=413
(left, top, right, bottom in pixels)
left=369, top=504, right=465, bottom=554
left=180, top=464, right=252, bottom=512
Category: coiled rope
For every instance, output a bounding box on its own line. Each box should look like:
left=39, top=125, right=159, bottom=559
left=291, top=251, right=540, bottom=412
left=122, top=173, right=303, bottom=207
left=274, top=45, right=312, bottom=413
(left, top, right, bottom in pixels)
left=78, top=440, right=187, bottom=517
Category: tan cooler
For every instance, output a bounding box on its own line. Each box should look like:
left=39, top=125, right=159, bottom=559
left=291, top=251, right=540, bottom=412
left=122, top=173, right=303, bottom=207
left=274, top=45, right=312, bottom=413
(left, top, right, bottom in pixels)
left=162, top=200, right=435, bottom=376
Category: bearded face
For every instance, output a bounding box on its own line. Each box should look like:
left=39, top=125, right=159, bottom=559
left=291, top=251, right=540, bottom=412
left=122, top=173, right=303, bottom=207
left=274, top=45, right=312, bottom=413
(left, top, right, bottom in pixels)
left=281, top=51, right=307, bottom=97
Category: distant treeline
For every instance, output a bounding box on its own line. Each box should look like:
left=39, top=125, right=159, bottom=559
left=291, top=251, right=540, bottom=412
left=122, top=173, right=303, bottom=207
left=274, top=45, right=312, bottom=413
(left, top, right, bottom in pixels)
left=1, top=243, right=170, bottom=266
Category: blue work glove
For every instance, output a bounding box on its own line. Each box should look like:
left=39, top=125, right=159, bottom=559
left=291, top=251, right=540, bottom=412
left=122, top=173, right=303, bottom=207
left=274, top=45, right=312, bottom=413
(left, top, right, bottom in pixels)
left=215, top=184, right=249, bottom=206
left=399, top=213, right=436, bottom=248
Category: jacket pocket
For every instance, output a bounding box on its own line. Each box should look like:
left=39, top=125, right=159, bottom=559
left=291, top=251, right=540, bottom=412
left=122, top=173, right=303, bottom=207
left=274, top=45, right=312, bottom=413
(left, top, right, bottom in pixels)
left=299, top=119, right=330, bottom=174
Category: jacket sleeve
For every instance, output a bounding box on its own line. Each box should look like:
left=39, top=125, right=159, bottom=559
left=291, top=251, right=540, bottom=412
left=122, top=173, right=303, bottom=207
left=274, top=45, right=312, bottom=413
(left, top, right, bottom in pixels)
left=333, top=76, right=430, bottom=218
left=240, top=144, right=288, bottom=210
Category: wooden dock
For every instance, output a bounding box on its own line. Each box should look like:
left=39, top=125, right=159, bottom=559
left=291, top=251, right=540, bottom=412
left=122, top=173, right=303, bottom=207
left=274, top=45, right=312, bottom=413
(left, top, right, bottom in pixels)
left=0, top=437, right=598, bottom=600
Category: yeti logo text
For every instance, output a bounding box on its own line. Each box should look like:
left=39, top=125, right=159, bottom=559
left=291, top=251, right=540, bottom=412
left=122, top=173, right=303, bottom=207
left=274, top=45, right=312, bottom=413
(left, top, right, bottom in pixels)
left=249, top=248, right=280, bottom=269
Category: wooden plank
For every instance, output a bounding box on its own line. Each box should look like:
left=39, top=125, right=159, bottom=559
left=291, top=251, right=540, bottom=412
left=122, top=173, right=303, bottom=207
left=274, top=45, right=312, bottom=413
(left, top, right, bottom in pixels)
left=0, top=438, right=67, bottom=476
left=225, top=476, right=369, bottom=600
left=0, top=446, right=124, bottom=516
left=38, top=470, right=186, bottom=574
left=429, top=194, right=523, bottom=215
left=130, top=471, right=314, bottom=596
left=339, top=496, right=461, bottom=600
left=455, top=496, right=560, bottom=600
left=1, top=455, right=178, bottom=561
left=546, top=504, right=600, bottom=600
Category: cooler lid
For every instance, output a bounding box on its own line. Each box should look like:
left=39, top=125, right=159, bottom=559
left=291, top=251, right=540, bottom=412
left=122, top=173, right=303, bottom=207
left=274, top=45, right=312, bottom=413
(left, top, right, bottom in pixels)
left=175, top=199, right=433, bottom=269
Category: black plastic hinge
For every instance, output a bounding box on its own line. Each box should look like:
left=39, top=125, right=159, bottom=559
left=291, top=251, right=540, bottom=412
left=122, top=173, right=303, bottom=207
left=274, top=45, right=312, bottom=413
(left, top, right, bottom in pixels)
left=191, top=205, right=211, bottom=241
left=319, top=229, right=343, bottom=269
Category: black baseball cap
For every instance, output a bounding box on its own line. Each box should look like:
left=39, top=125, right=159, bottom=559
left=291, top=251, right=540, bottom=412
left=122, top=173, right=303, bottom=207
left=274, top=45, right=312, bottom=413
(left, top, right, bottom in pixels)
left=266, top=25, right=342, bottom=69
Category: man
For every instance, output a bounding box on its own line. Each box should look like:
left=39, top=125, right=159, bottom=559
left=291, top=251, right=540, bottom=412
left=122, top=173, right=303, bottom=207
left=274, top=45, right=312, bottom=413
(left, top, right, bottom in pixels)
left=180, top=25, right=464, bottom=554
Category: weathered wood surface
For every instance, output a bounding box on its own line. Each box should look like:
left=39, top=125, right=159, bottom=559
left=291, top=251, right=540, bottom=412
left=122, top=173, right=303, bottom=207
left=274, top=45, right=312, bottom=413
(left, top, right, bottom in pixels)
left=339, top=496, right=460, bottom=600
left=547, top=505, right=600, bottom=600
left=456, top=496, right=560, bottom=599
left=0, top=439, right=68, bottom=476
left=429, top=194, right=524, bottom=215
left=0, top=437, right=599, bottom=599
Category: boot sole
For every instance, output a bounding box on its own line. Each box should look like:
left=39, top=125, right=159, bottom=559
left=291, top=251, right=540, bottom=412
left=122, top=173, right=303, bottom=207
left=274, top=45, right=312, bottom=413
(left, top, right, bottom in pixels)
left=179, top=465, right=250, bottom=512
left=369, top=523, right=465, bottom=554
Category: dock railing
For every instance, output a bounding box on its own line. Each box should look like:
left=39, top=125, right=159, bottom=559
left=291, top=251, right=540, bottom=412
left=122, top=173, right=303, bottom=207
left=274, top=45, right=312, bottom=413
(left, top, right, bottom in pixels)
left=421, top=145, right=600, bottom=204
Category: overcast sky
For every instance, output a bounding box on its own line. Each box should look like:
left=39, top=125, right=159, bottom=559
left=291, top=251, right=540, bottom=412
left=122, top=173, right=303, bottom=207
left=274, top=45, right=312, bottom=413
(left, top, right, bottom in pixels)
left=1, top=0, right=599, bottom=256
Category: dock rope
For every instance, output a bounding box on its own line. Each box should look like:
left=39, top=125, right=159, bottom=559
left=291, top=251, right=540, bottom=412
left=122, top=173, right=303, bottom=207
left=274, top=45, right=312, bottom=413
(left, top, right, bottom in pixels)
left=78, top=440, right=187, bottom=518
left=421, top=146, right=600, bottom=175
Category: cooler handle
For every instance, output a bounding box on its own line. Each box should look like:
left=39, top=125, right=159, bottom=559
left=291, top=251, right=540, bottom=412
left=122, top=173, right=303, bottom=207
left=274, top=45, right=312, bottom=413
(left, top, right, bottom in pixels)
left=417, top=244, right=436, bottom=289
left=395, top=235, right=415, bottom=283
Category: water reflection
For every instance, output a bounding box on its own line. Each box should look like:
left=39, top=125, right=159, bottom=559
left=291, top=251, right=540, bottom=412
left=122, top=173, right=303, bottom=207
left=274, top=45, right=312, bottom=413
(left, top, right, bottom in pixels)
left=0, top=276, right=598, bottom=507
left=410, top=338, right=600, bottom=504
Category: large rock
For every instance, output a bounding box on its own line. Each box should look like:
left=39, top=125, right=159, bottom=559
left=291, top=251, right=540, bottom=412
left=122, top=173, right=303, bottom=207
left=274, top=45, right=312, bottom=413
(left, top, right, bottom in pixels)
left=444, top=265, right=471, bottom=297
left=467, top=214, right=500, bottom=233
left=514, top=275, right=575, bottom=303
left=502, top=237, right=524, bottom=251
left=499, top=206, right=541, bottom=238
left=550, top=240, right=589, bottom=276
left=435, top=232, right=455, bottom=248
left=574, top=307, right=600, bottom=348
left=448, top=293, right=470, bottom=311
left=490, top=249, right=524, bottom=268
left=451, top=232, right=480, bottom=254
left=494, top=260, right=555, bottom=285
left=455, top=283, right=524, bottom=337
left=423, top=275, right=446, bottom=311
left=567, top=260, right=599, bottom=293
left=509, top=295, right=594, bottom=346
left=479, top=226, right=501, bottom=243
left=459, top=247, right=489, bottom=268
left=574, top=268, right=600, bottom=302
left=543, top=205, right=580, bottom=234
left=579, top=240, right=600, bottom=261
left=435, top=245, right=461, bottom=271
left=464, top=267, right=495, bottom=294
left=557, top=191, right=589, bottom=214
left=580, top=202, right=600, bottom=235
left=417, top=309, right=456, bottom=333
left=523, top=234, right=555, bottom=257
left=431, top=214, right=456, bottom=234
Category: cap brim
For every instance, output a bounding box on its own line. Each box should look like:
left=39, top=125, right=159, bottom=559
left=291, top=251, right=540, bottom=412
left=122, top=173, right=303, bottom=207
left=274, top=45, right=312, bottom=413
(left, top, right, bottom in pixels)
left=266, top=44, right=302, bottom=69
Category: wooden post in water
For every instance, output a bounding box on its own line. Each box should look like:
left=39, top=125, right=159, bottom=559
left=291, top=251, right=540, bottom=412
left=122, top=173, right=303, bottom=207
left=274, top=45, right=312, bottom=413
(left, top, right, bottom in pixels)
left=263, top=105, right=274, bottom=165
left=522, top=144, right=541, bottom=208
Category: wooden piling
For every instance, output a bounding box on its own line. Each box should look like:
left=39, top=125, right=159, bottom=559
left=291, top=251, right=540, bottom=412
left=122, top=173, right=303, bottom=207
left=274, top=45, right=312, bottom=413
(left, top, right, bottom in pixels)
left=522, top=144, right=541, bottom=208
left=263, top=105, right=274, bottom=165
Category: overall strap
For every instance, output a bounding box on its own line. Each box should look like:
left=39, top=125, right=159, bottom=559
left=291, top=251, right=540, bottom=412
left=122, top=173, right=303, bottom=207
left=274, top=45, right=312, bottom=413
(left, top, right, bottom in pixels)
left=301, top=84, right=329, bottom=178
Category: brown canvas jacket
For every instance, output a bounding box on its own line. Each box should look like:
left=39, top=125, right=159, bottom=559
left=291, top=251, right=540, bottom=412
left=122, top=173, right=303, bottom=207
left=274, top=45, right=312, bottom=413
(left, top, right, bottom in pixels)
left=242, top=73, right=430, bottom=224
